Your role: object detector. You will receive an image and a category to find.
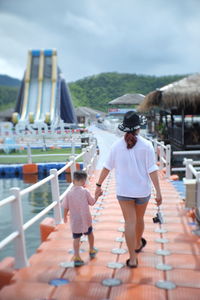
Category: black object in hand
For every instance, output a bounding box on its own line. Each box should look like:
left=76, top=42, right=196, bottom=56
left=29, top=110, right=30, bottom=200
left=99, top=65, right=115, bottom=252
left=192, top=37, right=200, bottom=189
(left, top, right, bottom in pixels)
left=152, top=211, right=163, bottom=224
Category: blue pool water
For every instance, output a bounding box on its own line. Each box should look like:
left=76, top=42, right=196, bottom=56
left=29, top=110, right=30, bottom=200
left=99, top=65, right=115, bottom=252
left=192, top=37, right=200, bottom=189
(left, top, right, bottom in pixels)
left=0, top=176, right=69, bottom=261
left=171, top=180, right=186, bottom=199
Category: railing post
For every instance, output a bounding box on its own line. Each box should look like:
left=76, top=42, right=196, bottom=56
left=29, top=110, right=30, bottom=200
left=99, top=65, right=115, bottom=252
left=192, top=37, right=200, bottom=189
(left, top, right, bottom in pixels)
left=153, top=140, right=158, bottom=162
left=196, top=172, right=200, bottom=210
left=71, top=139, right=75, bottom=156
left=70, top=155, right=76, bottom=180
left=185, top=159, right=193, bottom=179
left=27, top=143, right=32, bottom=164
left=93, top=144, right=98, bottom=172
left=82, top=149, right=87, bottom=172
left=50, top=169, right=62, bottom=224
left=87, top=146, right=92, bottom=176
left=83, top=147, right=89, bottom=172
left=160, top=142, right=164, bottom=170
left=10, top=187, right=29, bottom=268
left=93, top=137, right=97, bottom=147
left=89, top=144, right=94, bottom=174
left=166, top=144, right=171, bottom=177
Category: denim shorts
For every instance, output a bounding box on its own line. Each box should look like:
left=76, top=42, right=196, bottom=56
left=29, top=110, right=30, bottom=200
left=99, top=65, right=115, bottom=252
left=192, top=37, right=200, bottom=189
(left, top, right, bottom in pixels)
left=117, top=194, right=151, bottom=205
left=73, top=226, right=93, bottom=239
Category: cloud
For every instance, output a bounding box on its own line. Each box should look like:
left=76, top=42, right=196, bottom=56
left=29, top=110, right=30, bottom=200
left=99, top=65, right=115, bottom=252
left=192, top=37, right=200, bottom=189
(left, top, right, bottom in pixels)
left=0, top=0, right=200, bottom=81
left=0, top=58, right=23, bottom=78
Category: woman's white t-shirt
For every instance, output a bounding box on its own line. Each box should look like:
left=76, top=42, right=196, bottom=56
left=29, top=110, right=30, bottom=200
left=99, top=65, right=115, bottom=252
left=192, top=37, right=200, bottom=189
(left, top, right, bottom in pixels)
left=103, top=135, right=158, bottom=197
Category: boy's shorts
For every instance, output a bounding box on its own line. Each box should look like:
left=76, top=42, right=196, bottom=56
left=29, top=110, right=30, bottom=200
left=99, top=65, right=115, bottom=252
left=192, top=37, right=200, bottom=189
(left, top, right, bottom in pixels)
left=73, top=226, right=93, bottom=239
left=117, top=194, right=151, bottom=205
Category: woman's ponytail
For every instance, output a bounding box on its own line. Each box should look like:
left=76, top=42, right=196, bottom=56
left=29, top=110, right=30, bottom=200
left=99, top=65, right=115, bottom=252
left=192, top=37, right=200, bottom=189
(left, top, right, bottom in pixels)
left=124, top=132, right=137, bottom=149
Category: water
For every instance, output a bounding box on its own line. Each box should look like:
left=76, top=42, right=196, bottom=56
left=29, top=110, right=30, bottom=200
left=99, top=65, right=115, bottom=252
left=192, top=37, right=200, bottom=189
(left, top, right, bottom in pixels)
left=171, top=179, right=186, bottom=199
left=0, top=176, right=69, bottom=261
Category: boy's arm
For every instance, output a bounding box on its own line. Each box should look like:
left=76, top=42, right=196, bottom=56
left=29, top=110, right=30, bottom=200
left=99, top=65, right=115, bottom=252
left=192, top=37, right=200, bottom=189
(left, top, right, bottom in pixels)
left=64, top=208, right=69, bottom=223
left=62, top=194, right=69, bottom=222
left=86, top=189, right=100, bottom=206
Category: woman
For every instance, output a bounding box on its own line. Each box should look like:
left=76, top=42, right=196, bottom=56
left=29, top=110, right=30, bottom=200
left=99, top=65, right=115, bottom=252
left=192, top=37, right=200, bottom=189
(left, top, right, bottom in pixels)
left=95, top=111, right=162, bottom=268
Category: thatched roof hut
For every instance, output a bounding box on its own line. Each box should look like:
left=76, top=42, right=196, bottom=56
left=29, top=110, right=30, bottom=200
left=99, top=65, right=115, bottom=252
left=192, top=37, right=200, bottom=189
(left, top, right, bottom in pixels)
left=75, top=106, right=105, bottom=120
left=108, top=93, right=144, bottom=106
left=139, top=73, right=200, bottom=113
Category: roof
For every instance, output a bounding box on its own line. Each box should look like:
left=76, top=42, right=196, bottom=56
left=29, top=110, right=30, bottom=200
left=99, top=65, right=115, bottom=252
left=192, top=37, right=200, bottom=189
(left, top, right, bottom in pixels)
left=108, top=93, right=145, bottom=105
left=75, top=106, right=105, bottom=118
left=139, top=73, right=200, bottom=113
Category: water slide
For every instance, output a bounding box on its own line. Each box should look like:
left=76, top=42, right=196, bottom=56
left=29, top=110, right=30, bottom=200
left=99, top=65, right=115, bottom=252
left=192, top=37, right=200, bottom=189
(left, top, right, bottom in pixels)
left=14, top=49, right=76, bottom=124
left=36, top=50, right=58, bottom=123
left=20, top=50, right=40, bottom=122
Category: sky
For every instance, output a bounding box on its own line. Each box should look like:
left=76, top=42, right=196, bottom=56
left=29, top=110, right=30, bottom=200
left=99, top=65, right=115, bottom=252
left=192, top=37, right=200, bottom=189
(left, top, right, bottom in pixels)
left=0, top=0, right=200, bottom=82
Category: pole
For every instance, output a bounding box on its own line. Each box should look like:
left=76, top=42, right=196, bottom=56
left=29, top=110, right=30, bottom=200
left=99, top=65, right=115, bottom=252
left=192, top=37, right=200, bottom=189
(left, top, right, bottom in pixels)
left=50, top=169, right=62, bottom=224
left=185, top=159, right=193, bottom=179
left=11, top=187, right=29, bottom=268
left=27, top=143, right=32, bottom=164
left=166, top=144, right=171, bottom=177
left=160, top=142, right=164, bottom=170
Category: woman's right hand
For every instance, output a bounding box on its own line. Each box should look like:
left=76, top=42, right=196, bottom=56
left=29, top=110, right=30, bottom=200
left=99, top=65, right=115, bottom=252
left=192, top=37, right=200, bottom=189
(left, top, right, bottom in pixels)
left=155, top=192, right=162, bottom=206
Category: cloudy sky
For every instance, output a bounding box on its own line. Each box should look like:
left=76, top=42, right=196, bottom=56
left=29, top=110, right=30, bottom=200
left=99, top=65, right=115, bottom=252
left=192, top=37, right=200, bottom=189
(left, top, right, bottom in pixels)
left=0, top=0, right=200, bottom=82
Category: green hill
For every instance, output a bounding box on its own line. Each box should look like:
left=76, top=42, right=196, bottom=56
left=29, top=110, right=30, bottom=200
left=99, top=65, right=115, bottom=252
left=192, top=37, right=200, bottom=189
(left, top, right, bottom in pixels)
left=69, top=72, right=186, bottom=111
left=0, top=86, right=19, bottom=111
left=0, top=75, right=20, bottom=111
left=0, top=75, right=20, bottom=87
left=0, top=72, right=186, bottom=112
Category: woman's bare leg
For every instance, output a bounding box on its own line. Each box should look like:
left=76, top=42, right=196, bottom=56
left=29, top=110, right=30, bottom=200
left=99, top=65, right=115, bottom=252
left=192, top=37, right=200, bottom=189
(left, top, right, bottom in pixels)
left=118, top=200, right=137, bottom=264
left=135, top=201, right=149, bottom=249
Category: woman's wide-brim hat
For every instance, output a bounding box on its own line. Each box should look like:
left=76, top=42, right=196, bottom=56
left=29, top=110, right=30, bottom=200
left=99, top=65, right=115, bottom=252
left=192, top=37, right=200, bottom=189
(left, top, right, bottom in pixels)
left=118, top=111, right=142, bottom=132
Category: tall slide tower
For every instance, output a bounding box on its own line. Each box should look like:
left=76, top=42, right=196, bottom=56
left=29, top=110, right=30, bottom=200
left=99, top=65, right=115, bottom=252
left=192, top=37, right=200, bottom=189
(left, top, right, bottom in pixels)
left=13, top=49, right=77, bottom=124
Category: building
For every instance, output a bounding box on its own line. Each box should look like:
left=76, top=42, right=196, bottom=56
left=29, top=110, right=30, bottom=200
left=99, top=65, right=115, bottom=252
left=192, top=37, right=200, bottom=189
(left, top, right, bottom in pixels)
left=108, top=93, right=144, bottom=116
left=139, top=73, right=200, bottom=150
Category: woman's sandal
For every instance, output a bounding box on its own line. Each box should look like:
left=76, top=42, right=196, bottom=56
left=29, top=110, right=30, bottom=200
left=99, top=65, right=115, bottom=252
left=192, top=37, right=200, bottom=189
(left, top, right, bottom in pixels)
left=135, top=237, right=147, bottom=253
left=126, top=258, right=138, bottom=268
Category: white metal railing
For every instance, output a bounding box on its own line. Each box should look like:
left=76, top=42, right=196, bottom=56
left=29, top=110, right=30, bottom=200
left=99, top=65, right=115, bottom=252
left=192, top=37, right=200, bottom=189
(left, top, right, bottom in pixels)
left=0, top=136, right=93, bottom=164
left=145, top=135, right=200, bottom=177
left=172, top=151, right=200, bottom=172
left=145, top=136, right=171, bottom=177
left=184, top=158, right=200, bottom=227
left=0, top=142, right=98, bottom=268
left=184, top=158, right=200, bottom=181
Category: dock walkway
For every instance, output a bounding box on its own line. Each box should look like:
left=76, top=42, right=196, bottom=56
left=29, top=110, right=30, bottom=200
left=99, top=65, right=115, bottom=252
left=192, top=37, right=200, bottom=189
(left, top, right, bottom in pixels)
left=0, top=171, right=200, bottom=300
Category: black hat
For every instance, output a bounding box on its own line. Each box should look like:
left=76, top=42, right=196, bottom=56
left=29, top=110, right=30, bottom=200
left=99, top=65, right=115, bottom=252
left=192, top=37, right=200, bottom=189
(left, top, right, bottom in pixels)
left=118, top=111, right=141, bottom=132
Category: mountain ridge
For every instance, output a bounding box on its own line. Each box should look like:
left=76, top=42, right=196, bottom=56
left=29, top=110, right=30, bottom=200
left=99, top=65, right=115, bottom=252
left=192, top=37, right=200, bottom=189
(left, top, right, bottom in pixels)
left=0, top=75, right=21, bottom=87
left=0, top=72, right=187, bottom=112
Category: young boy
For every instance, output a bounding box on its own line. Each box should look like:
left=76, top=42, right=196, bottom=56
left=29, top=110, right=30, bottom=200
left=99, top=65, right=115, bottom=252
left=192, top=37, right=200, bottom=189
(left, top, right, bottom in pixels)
left=62, top=170, right=101, bottom=267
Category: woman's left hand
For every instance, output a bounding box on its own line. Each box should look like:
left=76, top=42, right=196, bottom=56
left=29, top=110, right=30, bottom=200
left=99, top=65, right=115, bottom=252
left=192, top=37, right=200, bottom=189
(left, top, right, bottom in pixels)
left=95, top=186, right=103, bottom=200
